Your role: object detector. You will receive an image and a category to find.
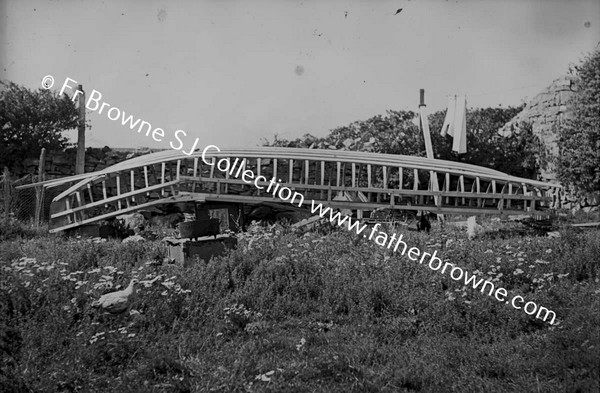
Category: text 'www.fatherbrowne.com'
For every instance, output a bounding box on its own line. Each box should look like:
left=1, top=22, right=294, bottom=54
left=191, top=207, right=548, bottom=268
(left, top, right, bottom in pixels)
left=308, top=203, right=558, bottom=325
left=198, top=147, right=557, bottom=326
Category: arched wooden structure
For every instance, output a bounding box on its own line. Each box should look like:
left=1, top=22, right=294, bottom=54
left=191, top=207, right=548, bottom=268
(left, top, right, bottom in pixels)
left=20, top=147, right=560, bottom=233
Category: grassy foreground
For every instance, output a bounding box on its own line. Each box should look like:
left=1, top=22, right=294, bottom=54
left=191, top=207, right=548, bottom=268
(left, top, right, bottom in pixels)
left=1, top=218, right=599, bottom=392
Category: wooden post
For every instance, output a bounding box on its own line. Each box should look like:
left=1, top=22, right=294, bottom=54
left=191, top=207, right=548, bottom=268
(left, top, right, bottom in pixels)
left=35, top=148, right=47, bottom=226
left=419, top=89, right=443, bottom=218
left=418, top=89, right=434, bottom=160
left=75, top=84, right=86, bottom=175
left=2, top=167, right=10, bottom=220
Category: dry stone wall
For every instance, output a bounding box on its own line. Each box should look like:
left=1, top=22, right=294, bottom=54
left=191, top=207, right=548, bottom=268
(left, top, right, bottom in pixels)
left=499, top=76, right=599, bottom=209
left=499, top=76, right=577, bottom=182
left=13, top=146, right=162, bottom=181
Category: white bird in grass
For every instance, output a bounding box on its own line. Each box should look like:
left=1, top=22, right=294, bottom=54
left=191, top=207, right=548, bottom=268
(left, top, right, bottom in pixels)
left=466, top=216, right=484, bottom=240
left=91, top=279, right=138, bottom=314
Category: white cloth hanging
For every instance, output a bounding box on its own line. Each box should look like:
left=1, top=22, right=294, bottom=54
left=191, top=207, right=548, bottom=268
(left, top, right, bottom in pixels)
left=440, top=95, right=456, bottom=137
left=440, top=94, right=467, bottom=154
left=453, top=95, right=467, bottom=154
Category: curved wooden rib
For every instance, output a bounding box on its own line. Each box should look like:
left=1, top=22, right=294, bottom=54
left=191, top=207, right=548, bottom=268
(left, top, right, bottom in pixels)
left=25, top=147, right=559, bottom=233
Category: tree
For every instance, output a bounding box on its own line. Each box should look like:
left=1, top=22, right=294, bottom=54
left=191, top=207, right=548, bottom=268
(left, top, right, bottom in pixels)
left=0, top=81, right=79, bottom=171
left=264, top=105, right=543, bottom=179
left=429, top=105, right=544, bottom=179
left=556, top=49, right=600, bottom=193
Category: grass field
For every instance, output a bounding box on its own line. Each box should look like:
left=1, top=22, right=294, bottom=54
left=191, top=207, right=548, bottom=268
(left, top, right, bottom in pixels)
left=1, top=216, right=599, bottom=392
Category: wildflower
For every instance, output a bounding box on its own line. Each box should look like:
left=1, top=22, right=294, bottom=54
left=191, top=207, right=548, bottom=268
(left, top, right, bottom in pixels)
left=255, top=370, right=275, bottom=382
left=296, top=338, right=306, bottom=351
left=484, top=249, right=493, bottom=254
left=513, top=268, right=524, bottom=275
left=546, top=249, right=552, bottom=254
left=535, top=259, right=550, bottom=264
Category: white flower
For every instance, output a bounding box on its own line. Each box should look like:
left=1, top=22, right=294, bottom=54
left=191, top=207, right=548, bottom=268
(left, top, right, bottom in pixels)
left=255, top=370, right=275, bottom=382
left=296, top=337, right=306, bottom=351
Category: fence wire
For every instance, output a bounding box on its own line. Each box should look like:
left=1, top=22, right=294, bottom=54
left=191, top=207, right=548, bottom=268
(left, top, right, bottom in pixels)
left=0, top=169, right=63, bottom=226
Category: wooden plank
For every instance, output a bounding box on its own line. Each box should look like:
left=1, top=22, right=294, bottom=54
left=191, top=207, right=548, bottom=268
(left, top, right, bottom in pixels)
left=144, top=166, right=150, bottom=196
left=86, top=183, right=94, bottom=203
left=498, top=183, right=507, bottom=210
left=130, top=170, right=136, bottom=203
left=305, top=160, right=310, bottom=185
left=116, top=174, right=122, bottom=210
left=337, top=162, right=341, bottom=187
left=383, top=166, right=387, bottom=189
left=161, top=163, right=166, bottom=197
left=29, top=147, right=561, bottom=193
left=367, top=164, right=372, bottom=202
left=413, top=168, right=420, bottom=204
left=419, top=105, right=435, bottom=160
left=76, top=191, right=84, bottom=221
left=413, top=169, right=419, bottom=190
left=51, top=180, right=181, bottom=219
left=102, top=180, right=108, bottom=208
left=50, top=194, right=200, bottom=233
left=476, top=177, right=481, bottom=207
left=179, top=176, right=550, bottom=202
left=460, top=175, right=465, bottom=205
left=191, top=158, right=199, bottom=193
left=257, top=158, right=262, bottom=177
left=289, top=159, right=294, bottom=183
left=209, top=157, right=215, bottom=179
left=225, top=159, right=230, bottom=194
left=399, top=167, right=403, bottom=190
left=65, top=198, right=72, bottom=224
left=433, top=171, right=441, bottom=207
left=445, top=173, right=450, bottom=204
left=320, top=161, right=325, bottom=199
left=273, top=158, right=278, bottom=181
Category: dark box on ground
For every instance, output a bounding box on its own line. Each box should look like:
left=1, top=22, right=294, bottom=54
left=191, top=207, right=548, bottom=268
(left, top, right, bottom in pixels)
left=165, top=235, right=237, bottom=266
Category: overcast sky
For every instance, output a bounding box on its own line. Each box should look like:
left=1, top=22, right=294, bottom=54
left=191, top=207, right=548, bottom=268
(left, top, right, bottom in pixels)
left=1, top=0, right=599, bottom=151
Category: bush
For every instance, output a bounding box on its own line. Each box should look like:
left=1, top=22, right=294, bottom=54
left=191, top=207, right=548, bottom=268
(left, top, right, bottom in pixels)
left=557, top=49, right=600, bottom=193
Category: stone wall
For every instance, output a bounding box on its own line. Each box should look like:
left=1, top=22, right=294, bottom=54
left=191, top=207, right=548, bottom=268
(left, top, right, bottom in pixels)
left=499, top=76, right=577, bottom=183
left=14, top=146, right=162, bottom=181
left=499, top=76, right=599, bottom=209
